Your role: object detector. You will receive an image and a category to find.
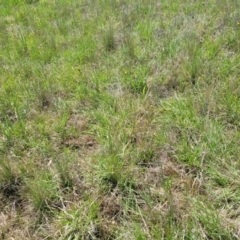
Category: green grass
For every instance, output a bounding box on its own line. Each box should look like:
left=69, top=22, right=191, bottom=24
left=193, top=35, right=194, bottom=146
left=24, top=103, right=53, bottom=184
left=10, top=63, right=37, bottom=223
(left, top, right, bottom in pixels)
left=1, top=0, right=240, bottom=239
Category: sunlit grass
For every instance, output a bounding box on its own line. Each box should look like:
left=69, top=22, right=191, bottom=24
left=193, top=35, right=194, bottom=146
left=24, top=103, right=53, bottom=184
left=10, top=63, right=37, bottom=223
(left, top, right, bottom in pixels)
left=1, top=0, right=240, bottom=239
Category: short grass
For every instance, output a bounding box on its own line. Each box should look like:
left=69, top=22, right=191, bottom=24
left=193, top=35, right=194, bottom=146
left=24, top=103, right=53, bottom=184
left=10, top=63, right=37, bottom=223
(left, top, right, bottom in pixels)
left=1, top=0, right=240, bottom=239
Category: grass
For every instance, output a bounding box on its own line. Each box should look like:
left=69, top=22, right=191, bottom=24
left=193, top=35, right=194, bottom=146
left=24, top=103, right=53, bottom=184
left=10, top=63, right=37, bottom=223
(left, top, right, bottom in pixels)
left=1, top=0, right=240, bottom=239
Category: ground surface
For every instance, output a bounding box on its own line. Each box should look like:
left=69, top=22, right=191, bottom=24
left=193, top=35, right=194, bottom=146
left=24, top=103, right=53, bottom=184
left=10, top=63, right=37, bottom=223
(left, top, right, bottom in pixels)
left=1, top=0, right=240, bottom=239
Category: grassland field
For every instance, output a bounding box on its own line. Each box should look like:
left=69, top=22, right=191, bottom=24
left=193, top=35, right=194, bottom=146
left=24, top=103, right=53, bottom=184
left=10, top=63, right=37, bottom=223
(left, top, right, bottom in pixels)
left=1, top=0, right=240, bottom=239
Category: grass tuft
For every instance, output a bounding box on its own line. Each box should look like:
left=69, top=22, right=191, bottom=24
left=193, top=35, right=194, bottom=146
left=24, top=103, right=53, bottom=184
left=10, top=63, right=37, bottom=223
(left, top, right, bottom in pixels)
left=103, top=26, right=116, bottom=52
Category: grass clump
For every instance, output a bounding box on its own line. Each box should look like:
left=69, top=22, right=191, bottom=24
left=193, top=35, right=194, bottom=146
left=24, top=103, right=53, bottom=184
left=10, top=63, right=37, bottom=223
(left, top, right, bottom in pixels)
left=1, top=0, right=240, bottom=239
left=103, top=26, right=116, bottom=52
left=25, top=170, right=60, bottom=213
left=0, top=160, right=22, bottom=202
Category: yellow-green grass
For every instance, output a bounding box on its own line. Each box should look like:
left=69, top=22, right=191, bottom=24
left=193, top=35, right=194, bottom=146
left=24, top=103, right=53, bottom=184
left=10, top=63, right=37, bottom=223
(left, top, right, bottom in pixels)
left=1, top=0, right=240, bottom=239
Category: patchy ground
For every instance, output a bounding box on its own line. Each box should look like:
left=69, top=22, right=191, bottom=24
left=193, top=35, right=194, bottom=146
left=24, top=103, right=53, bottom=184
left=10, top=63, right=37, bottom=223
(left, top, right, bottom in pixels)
left=1, top=0, right=240, bottom=239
